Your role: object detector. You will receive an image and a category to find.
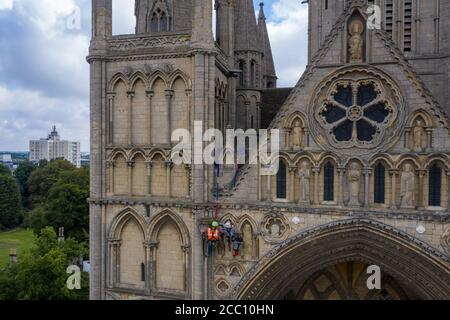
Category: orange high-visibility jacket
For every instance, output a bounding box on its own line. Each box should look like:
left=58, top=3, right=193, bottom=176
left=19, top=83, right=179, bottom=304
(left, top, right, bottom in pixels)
left=207, top=228, right=220, bottom=241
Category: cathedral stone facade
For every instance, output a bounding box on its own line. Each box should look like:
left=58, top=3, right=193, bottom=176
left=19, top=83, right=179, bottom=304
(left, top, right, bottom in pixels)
left=88, top=0, right=450, bottom=300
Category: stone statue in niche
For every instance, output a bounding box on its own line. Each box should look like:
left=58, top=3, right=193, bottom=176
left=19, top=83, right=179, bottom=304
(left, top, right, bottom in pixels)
left=348, top=162, right=361, bottom=207
left=291, top=120, right=304, bottom=148
left=400, top=163, right=416, bottom=208
left=348, top=20, right=364, bottom=62
left=298, top=161, right=311, bottom=203
left=269, top=221, right=281, bottom=237
left=413, top=119, right=426, bottom=152
left=242, top=223, right=253, bottom=260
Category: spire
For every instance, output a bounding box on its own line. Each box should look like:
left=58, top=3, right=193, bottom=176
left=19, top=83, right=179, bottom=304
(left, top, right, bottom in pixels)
left=258, top=2, right=277, bottom=87
left=234, top=0, right=260, bottom=52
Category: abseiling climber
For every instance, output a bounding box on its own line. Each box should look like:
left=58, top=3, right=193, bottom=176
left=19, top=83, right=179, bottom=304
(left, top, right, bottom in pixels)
left=205, top=221, right=243, bottom=257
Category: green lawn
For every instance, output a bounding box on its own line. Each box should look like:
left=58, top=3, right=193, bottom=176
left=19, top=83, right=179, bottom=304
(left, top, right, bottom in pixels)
left=0, top=229, right=35, bottom=267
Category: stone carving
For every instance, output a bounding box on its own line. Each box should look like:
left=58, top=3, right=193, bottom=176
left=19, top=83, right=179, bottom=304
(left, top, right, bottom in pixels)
left=413, top=119, right=426, bottom=152
left=291, top=120, right=304, bottom=148
left=348, top=20, right=364, bottom=62
left=143, top=64, right=152, bottom=76
left=160, top=62, right=174, bottom=75
left=261, top=212, right=290, bottom=243
left=400, top=164, right=416, bottom=208
left=298, top=161, right=311, bottom=203
left=441, top=228, right=450, bottom=256
left=348, top=162, right=361, bottom=207
left=108, top=34, right=191, bottom=50
left=242, top=223, right=253, bottom=260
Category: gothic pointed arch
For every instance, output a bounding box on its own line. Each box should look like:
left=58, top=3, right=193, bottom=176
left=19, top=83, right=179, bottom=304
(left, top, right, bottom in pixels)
left=148, top=209, right=190, bottom=247
left=109, top=207, right=147, bottom=240
left=234, top=219, right=450, bottom=300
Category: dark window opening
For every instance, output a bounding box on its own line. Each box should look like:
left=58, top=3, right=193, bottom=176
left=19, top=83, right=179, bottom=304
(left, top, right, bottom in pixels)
left=141, top=263, right=146, bottom=282
left=324, top=162, right=334, bottom=201
left=277, top=161, right=287, bottom=199
left=374, top=163, right=386, bottom=204
left=429, top=163, right=442, bottom=207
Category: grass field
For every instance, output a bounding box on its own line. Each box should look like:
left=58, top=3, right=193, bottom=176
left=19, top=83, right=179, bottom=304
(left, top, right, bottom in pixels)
left=0, top=229, right=36, bottom=267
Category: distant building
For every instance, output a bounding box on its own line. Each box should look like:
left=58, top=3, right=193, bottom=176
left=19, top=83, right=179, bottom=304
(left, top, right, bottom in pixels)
left=80, top=152, right=90, bottom=167
left=29, top=126, right=81, bottom=168
left=0, top=154, right=12, bottom=163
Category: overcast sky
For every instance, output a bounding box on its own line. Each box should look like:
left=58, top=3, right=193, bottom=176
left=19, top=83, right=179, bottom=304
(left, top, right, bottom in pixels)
left=0, top=0, right=308, bottom=152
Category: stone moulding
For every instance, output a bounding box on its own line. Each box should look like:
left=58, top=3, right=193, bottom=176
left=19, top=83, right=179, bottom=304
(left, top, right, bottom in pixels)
left=232, top=218, right=450, bottom=299
left=108, top=33, right=191, bottom=50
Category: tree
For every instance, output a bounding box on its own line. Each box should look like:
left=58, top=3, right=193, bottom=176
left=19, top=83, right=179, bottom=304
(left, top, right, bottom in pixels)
left=14, top=160, right=36, bottom=209
left=0, top=173, right=22, bottom=230
left=0, top=227, right=89, bottom=300
left=0, top=164, right=11, bottom=176
left=26, top=167, right=89, bottom=242
left=27, top=159, right=75, bottom=208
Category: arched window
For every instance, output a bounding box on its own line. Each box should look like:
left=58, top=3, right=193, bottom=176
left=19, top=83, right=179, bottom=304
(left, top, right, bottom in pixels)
left=324, top=162, right=334, bottom=201
left=151, top=13, right=159, bottom=32
left=150, top=8, right=170, bottom=32
left=238, top=61, right=245, bottom=87
left=160, top=13, right=168, bottom=32
left=374, top=163, right=386, bottom=204
left=250, top=61, right=256, bottom=88
left=277, top=161, right=287, bottom=199
left=428, top=163, right=442, bottom=207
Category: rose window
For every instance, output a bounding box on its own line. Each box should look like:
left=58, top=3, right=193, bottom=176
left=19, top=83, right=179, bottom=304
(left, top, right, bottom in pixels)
left=319, top=81, right=393, bottom=143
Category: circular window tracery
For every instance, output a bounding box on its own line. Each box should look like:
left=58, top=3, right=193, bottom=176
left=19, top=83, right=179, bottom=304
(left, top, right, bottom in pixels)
left=308, top=67, right=405, bottom=158
left=319, top=81, right=393, bottom=143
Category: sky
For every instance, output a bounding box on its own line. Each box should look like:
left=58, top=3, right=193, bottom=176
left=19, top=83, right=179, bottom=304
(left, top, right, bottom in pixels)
left=0, top=0, right=308, bottom=152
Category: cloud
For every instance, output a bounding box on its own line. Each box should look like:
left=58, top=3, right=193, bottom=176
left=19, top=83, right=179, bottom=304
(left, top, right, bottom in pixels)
left=0, top=0, right=91, bottom=151
left=0, top=85, right=89, bottom=151
left=0, top=0, right=13, bottom=11
left=266, top=0, right=309, bottom=87
left=0, top=0, right=308, bottom=152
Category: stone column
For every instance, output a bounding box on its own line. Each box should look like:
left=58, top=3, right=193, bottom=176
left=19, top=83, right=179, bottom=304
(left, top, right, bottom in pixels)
left=389, top=169, right=399, bottom=209
left=186, top=89, right=192, bottom=133
left=146, top=161, right=153, bottom=195
left=417, top=169, right=426, bottom=209
left=447, top=170, right=450, bottom=211
left=165, top=90, right=174, bottom=146
left=185, top=164, right=192, bottom=198
left=106, top=160, right=115, bottom=194
left=146, top=91, right=154, bottom=145
left=127, top=160, right=134, bottom=196
left=426, top=128, right=433, bottom=151
left=107, top=93, right=115, bottom=145
left=337, top=166, right=345, bottom=206
left=313, top=167, right=320, bottom=205
left=127, top=91, right=134, bottom=146
left=304, top=128, right=310, bottom=148
left=192, top=209, right=206, bottom=299
left=285, top=128, right=291, bottom=150
left=267, top=173, right=272, bottom=202
left=165, top=161, right=173, bottom=197
left=145, top=241, right=158, bottom=291
left=182, top=244, right=191, bottom=297
left=107, top=239, right=120, bottom=288
left=404, top=127, right=411, bottom=149
left=363, top=168, right=371, bottom=208
left=89, top=0, right=112, bottom=301
left=289, top=166, right=297, bottom=202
